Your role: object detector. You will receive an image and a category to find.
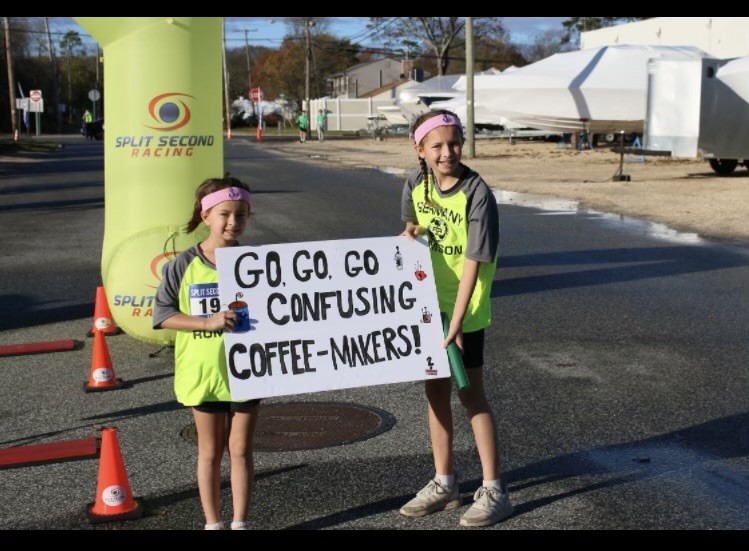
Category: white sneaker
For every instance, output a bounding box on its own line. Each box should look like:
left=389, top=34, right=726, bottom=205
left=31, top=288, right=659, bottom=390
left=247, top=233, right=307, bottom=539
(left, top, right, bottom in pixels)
left=459, top=486, right=514, bottom=527
left=204, top=521, right=224, bottom=530
left=399, top=478, right=461, bottom=517
left=230, top=520, right=250, bottom=530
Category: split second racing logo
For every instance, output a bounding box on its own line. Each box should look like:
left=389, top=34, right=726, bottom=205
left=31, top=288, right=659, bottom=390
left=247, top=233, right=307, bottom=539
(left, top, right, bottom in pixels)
left=146, top=92, right=194, bottom=131
left=114, top=92, right=215, bottom=157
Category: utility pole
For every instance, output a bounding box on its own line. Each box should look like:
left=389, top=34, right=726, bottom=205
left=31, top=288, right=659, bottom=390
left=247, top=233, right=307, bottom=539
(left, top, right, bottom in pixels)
left=94, top=45, right=100, bottom=120
left=4, top=17, right=18, bottom=139
left=244, top=29, right=251, bottom=92
left=222, top=18, right=232, bottom=139
left=465, top=17, right=475, bottom=159
left=244, top=27, right=258, bottom=123
left=304, top=17, right=312, bottom=140
left=244, top=28, right=257, bottom=94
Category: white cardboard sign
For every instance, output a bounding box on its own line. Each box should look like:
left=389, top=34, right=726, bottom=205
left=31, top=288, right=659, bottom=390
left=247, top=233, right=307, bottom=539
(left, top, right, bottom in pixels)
left=216, top=236, right=450, bottom=400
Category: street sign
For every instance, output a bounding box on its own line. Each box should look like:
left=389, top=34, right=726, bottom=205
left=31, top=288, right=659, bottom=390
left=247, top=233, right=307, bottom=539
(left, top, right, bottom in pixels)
left=30, top=90, right=42, bottom=102
left=250, top=87, right=263, bottom=102
left=88, top=89, right=101, bottom=102
left=28, top=99, right=44, bottom=113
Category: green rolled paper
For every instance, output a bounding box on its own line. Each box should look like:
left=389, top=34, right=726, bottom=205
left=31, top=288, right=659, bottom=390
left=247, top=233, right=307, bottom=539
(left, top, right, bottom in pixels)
left=442, top=314, right=470, bottom=391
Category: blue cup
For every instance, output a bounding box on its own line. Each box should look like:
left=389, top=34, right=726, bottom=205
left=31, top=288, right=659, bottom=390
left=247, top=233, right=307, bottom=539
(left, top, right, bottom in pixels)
left=229, top=300, right=251, bottom=333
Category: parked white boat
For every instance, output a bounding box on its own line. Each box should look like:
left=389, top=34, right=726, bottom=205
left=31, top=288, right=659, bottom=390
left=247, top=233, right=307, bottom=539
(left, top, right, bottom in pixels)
left=396, top=74, right=463, bottom=122
left=452, top=45, right=709, bottom=134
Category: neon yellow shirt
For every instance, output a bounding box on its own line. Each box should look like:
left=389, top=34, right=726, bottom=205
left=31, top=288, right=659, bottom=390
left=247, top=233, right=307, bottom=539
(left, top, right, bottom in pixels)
left=153, top=246, right=234, bottom=406
left=402, top=167, right=499, bottom=332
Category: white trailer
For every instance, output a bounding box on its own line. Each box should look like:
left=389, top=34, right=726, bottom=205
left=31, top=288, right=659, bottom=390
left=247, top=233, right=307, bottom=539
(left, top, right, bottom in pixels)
left=644, top=56, right=749, bottom=175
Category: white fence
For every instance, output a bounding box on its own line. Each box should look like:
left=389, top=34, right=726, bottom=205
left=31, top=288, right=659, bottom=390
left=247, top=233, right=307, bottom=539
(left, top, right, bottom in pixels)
left=309, top=97, right=395, bottom=132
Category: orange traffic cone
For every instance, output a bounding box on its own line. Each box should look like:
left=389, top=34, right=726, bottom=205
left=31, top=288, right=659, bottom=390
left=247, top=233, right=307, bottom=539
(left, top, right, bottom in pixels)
left=84, top=329, right=124, bottom=392
left=87, top=286, right=122, bottom=337
left=87, top=427, right=142, bottom=523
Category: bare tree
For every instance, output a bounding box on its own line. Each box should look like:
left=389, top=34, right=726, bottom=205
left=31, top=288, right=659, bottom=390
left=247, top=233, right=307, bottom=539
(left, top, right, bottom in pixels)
left=59, top=30, right=83, bottom=125
left=367, top=17, right=505, bottom=76
left=520, top=29, right=575, bottom=64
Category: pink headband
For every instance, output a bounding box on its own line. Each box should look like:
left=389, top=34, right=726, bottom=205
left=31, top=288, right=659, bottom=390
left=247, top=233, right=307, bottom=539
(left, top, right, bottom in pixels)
left=201, top=187, right=251, bottom=211
left=414, top=113, right=462, bottom=144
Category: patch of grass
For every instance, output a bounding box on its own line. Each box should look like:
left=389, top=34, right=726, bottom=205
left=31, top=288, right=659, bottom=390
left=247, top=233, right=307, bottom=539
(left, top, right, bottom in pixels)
left=0, top=139, right=64, bottom=154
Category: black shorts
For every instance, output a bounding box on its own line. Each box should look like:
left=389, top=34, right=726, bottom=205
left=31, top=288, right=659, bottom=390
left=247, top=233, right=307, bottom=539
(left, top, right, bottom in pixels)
left=193, top=399, right=260, bottom=413
left=461, top=329, right=485, bottom=369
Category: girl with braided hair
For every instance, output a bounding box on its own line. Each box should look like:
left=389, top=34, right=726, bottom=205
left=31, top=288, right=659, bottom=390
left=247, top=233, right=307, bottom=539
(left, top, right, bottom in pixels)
left=399, top=110, right=513, bottom=527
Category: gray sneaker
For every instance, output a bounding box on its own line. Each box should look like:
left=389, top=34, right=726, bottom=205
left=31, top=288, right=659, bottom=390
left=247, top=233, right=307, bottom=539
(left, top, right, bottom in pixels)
left=459, top=486, right=514, bottom=527
left=399, top=478, right=462, bottom=517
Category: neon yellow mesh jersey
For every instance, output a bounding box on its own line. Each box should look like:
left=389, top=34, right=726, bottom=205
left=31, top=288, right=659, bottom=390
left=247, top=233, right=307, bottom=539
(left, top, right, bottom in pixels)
left=401, top=166, right=499, bottom=333
left=153, top=245, right=236, bottom=406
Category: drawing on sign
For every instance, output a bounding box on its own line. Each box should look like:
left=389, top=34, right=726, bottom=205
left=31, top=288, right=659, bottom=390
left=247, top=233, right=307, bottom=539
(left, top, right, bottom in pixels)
left=216, top=236, right=450, bottom=400
left=228, top=292, right=251, bottom=333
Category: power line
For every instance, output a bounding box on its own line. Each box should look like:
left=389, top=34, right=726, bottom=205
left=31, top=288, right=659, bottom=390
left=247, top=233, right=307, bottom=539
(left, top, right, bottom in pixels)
left=9, top=18, right=521, bottom=66
left=341, top=17, right=398, bottom=43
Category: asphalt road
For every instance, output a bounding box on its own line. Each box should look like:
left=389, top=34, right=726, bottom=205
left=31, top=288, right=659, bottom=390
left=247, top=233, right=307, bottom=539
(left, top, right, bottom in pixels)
left=1, top=136, right=747, bottom=534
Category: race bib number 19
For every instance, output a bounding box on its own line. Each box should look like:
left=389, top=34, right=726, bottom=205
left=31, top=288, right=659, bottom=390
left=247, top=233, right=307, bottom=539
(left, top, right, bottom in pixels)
left=189, top=283, right=220, bottom=318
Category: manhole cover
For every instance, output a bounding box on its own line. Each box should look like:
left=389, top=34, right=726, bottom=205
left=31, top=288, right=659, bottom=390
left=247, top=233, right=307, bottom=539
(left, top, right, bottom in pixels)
left=180, top=401, right=396, bottom=452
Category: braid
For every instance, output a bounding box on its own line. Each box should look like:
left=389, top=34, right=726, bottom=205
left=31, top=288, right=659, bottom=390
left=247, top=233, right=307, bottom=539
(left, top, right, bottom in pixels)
left=419, top=157, right=431, bottom=205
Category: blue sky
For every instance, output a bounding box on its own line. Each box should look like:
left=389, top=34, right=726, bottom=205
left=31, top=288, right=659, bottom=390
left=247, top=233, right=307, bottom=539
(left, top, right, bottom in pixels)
left=57, top=17, right=569, bottom=49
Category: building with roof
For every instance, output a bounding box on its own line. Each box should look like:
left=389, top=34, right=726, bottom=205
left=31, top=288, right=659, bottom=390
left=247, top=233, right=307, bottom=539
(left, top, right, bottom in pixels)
left=327, top=58, right=424, bottom=98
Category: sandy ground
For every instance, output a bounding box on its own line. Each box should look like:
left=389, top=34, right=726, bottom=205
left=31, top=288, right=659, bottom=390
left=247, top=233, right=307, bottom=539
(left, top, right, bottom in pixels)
left=259, top=135, right=749, bottom=245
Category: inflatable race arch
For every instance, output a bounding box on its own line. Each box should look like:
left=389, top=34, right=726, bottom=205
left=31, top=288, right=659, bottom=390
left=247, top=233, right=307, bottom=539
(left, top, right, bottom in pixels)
left=75, top=17, right=224, bottom=344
